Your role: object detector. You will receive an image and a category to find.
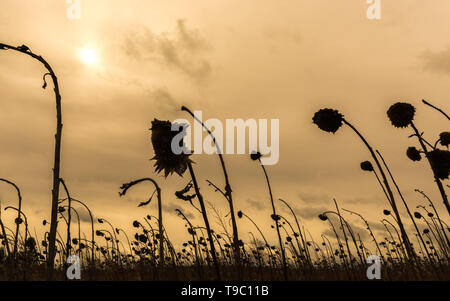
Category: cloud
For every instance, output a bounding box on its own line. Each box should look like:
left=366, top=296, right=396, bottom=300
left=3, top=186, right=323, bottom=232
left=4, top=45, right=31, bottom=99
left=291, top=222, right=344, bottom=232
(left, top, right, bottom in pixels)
left=421, top=47, right=450, bottom=75
left=297, top=192, right=330, bottom=204
left=245, top=198, right=266, bottom=211
left=147, top=87, right=180, bottom=116
left=123, top=20, right=212, bottom=80
left=163, top=202, right=195, bottom=220
left=291, top=206, right=328, bottom=220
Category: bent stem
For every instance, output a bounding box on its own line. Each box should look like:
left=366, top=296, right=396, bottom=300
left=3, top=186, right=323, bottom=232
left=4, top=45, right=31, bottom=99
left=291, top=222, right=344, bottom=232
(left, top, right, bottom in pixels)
left=59, top=178, right=72, bottom=260
left=410, top=122, right=450, bottom=215
left=422, top=99, right=450, bottom=121
left=342, top=119, right=415, bottom=260
left=187, top=162, right=221, bottom=280
left=119, top=178, right=164, bottom=266
left=181, top=106, right=241, bottom=271
left=376, top=150, right=433, bottom=261
left=0, top=43, right=63, bottom=271
left=0, top=179, right=22, bottom=258
left=258, top=159, right=288, bottom=280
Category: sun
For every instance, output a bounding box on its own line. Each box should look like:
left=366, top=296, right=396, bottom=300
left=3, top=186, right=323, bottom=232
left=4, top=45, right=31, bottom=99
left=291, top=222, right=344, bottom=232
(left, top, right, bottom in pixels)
left=79, top=47, right=98, bottom=65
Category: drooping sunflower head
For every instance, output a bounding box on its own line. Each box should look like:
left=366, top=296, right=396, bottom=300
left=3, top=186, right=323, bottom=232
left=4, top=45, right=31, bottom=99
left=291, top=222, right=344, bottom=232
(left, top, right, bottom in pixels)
left=406, top=146, right=422, bottom=162
left=439, top=132, right=450, bottom=147
left=318, top=214, right=328, bottom=221
left=312, top=108, right=344, bottom=133
left=360, top=161, right=374, bottom=172
left=387, top=102, right=415, bottom=128
left=427, top=149, right=450, bottom=180
left=150, top=119, right=192, bottom=178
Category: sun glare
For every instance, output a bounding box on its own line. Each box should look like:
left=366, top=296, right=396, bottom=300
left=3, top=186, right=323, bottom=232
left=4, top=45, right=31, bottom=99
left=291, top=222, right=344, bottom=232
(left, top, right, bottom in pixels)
left=80, top=47, right=98, bottom=65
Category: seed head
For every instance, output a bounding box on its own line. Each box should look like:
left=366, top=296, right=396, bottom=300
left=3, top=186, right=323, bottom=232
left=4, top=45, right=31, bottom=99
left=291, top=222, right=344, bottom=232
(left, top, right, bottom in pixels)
left=271, top=214, right=280, bottom=221
left=387, top=102, right=415, bottom=128
left=312, top=108, right=344, bottom=133
left=383, top=209, right=391, bottom=216
left=439, top=132, right=450, bottom=147
left=318, top=214, right=328, bottom=221
left=427, top=149, right=450, bottom=180
left=250, top=151, right=262, bottom=161
left=414, top=212, right=422, bottom=219
left=406, top=147, right=421, bottom=162
left=360, top=161, right=374, bottom=172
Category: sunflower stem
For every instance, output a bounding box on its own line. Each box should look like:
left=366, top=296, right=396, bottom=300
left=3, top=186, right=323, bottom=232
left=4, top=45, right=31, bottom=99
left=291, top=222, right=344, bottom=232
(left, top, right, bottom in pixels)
left=258, top=159, right=288, bottom=280
left=187, top=162, right=221, bottom=280
left=410, top=122, right=450, bottom=215
left=342, top=119, right=415, bottom=260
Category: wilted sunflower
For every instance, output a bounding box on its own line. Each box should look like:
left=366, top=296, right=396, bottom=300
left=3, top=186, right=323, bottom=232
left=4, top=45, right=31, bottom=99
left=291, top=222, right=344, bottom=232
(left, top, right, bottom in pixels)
left=387, top=102, right=415, bottom=128
left=237, top=211, right=243, bottom=219
left=360, top=161, right=374, bottom=172
left=25, top=237, right=36, bottom=250
left=312, top=108, right=344, bottom=133
left=271, top=214, right=281, bottom=221
left=383, top=209, right=391, bottom=216
left=318, top=214, right=328, bottom=221
left=150, top=119, right=192, bottom=177
left=426, top=149, right=450, bottom=179
left=439, top=132, right=450, bottom=147
left=250, top=151, right=262, bottom=161
left=406, top=147, right=421, bottom=162
left=414, top=212, right=422, bottom=219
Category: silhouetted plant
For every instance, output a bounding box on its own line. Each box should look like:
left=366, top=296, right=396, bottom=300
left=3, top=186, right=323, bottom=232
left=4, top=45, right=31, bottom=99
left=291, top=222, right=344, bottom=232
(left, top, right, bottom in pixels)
left=386, top=101, right=450, bottom=214
left=0, top=43, right=64, bottom=271
left=313, top=107, right=415, bottom=260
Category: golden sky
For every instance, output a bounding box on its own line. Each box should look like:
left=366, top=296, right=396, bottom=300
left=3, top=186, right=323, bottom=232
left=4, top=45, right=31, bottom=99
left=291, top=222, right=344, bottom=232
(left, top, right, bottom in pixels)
left=0, top=0, right=449, bottom=248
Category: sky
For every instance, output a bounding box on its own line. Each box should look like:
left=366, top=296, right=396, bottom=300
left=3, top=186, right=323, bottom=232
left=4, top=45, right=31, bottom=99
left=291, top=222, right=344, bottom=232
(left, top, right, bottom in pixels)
left=0, top=0, right=449, bottom=250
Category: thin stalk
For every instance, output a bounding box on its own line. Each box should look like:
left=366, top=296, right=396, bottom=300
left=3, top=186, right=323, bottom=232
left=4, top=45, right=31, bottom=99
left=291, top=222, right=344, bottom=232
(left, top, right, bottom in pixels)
left=258, top=159, right=288, bottom=280
left=0, top=43, right=64, bottom=270
left=343, top=119, right=414, bottom=259
left=187, top=162, right=221, bottom=280
left=410, top=122, right=449, bottom=215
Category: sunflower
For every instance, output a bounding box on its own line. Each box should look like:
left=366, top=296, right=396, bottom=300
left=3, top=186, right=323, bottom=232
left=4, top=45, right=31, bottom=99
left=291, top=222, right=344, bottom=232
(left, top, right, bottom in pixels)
left=250, top=151, right=262, bottom=161
left=439, top=132, right=450, bottom=147
left=318, top=214, right=328, bottom=221
left=406, top=146, right=421, bottom=161
left=387, top=102, right=415, bottom=128
left=427, top=149, right=450, bottom=180
left=150, top=119, right=192, bottom=177
left=360, top=161, right=374, bottom=172
left=312, top=108, right=344, bottom=133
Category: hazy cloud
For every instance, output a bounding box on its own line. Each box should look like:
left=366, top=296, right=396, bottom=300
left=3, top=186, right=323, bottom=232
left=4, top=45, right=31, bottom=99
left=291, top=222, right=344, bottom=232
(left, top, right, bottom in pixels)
left=245, top=198, right=266, bottom=211
left=421, top=47, right=450, bottom=75
left=291, top=206, right=328, bottom=220
left=123, top=19, right=212, bottom=79
left=163, top=202, right=195, bottom=220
